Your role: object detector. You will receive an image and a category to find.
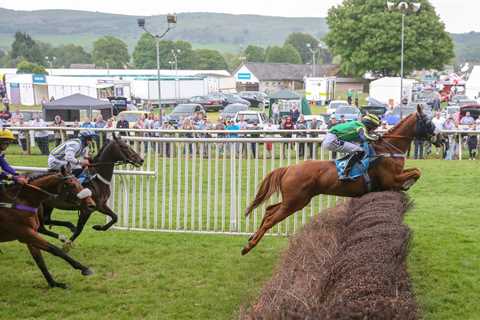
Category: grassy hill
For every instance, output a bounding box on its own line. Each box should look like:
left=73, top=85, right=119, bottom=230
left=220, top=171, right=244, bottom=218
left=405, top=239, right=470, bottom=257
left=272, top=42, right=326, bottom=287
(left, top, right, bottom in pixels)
left=0, top=8, right=328, bottom=52
left=0, top=8, right=478, bottom=63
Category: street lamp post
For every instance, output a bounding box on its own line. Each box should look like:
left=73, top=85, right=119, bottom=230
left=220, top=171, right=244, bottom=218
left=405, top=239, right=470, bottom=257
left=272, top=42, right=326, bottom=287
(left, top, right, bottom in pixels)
left=137, top=14, right=177, bottom=116
left=170, top=49, right=180, bottom=100
left=306, top=43, right=323, bottom=77
left=387, top=1, right=421, bottom=118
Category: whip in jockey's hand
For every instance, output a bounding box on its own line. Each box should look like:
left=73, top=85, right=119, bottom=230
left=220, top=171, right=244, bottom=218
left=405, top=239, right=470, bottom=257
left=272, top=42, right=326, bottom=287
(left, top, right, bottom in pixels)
left=322, top=114, right=381, bottom=179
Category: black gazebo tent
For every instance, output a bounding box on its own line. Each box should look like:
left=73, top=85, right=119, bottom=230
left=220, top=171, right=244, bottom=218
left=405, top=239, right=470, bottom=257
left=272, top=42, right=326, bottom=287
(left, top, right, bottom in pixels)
left=43, top=93, right=113, bottom=121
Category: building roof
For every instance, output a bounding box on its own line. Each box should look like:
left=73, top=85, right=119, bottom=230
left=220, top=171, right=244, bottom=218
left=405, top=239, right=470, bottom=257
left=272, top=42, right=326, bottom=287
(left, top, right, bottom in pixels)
left=238, top=62, right=339, bottom=81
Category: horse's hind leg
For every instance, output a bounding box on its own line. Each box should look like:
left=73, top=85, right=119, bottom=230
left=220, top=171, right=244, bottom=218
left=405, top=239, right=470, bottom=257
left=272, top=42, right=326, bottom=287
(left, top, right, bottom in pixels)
left=27, top=244, right=67, bottom=289
left=20, top=231, right=93, bottom=277
left=248, top=203, right=281, bottom=241
left=242, top=195, right=313, bottom=255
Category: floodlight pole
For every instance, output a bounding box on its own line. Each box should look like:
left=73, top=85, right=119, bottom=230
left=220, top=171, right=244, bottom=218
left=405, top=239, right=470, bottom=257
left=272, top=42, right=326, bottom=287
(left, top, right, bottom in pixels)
left=137, top=14, right=177, bottom=118
left=387, top=2, right=421, bottom=119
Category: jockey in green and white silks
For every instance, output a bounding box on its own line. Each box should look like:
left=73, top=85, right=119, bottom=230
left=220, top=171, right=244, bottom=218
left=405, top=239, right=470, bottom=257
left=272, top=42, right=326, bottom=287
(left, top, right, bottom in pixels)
left=48, top=130, right=96, bottom=176
left=323, top=114, right=381, bottom=178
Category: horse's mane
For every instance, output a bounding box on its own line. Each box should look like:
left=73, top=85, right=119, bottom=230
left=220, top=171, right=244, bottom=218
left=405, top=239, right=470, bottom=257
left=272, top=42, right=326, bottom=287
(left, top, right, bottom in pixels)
left=92, top=140, right=114, bottom=162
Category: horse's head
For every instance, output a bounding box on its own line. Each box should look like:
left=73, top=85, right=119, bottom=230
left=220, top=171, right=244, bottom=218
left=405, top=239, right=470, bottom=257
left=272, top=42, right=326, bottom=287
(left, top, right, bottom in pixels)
left=110, top=134, right=144, bottom=167
left=59, top=165, right=96, bottom=209
left=415, top=105, right=443, bottom=147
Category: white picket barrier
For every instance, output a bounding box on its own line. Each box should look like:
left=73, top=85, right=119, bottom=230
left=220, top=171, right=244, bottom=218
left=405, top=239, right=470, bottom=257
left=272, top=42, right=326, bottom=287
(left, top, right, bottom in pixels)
left=108, top=136, right=340, bottom=235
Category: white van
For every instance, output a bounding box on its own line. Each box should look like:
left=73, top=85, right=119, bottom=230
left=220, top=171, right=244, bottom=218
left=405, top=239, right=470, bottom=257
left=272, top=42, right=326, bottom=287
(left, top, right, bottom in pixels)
left=234, top=110, right=268, bottom=128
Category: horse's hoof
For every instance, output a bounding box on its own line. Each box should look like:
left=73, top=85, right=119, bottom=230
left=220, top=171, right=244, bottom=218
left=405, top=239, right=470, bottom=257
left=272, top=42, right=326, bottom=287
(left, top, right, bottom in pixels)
left=92, top=225, right=104, bottom=231
left=62, top=241, right=73, bottom=252
left=50, top=282, right=68, bottom=289
left=241, top=246, right=250, bottom=256
left=82, top=268, right=94, bottom=276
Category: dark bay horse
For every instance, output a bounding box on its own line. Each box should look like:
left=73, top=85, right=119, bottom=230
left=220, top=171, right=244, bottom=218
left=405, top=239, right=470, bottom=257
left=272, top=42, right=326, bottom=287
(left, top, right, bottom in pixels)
left=242, top=106, right=440, bottom=255
left=0, top=167, right=96, bottom=288
left=39, top=135, right=144, bottom=248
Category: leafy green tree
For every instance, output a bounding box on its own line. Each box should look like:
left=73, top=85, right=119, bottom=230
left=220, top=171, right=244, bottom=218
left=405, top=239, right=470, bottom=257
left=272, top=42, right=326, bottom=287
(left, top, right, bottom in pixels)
left=284, top=32, right=332, bottom=64
left=92, top=36, right=129, bottom=68
left=16, top=59, right=48, bottom=74
left=10, top=32, right=44, bottom=65
left=53, top=44, right=92, bottom=67
left=265, top=44, right=302, bottom=64
left=223, top=52, right=243, bottom=72
left=133, top=34, right=195, bottom=69
left=325, top=0, right=454, bottom=76
left=192, top=49, right=228, bottom=69
left=244, top=45, right=265, bottom=62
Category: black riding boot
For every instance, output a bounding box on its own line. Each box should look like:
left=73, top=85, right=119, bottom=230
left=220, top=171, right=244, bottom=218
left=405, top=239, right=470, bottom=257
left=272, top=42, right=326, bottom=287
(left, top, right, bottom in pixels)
left=342, top=150, right=365, bottom=179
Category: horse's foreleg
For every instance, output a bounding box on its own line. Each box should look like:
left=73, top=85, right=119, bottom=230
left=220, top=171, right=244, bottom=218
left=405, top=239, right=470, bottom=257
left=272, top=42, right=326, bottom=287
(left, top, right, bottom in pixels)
left=27, top=244, right=67, bottom=289
left=393, top=168, right=422, bottom=190
left=92, top=204, right=118, bottom=231
left=69, top=209, right=93, bottom=242
left=43, top=206, right=77, bottom=233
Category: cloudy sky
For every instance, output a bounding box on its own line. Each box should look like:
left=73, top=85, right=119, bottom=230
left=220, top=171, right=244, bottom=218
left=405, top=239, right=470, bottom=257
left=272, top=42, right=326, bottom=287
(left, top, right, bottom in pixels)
left=0, top=0, right=477, bottom=33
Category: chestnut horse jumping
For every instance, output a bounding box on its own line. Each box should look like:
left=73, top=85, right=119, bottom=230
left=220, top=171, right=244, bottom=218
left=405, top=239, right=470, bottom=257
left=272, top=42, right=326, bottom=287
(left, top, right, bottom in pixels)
left=0, top=167, right=96, bottom=288
left=242, top=106, right=440, bottom=255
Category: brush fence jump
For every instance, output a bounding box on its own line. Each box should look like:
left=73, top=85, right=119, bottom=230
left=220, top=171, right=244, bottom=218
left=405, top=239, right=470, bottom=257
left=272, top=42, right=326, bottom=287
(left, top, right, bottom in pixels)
left=113, top=135, right=341, bottom=235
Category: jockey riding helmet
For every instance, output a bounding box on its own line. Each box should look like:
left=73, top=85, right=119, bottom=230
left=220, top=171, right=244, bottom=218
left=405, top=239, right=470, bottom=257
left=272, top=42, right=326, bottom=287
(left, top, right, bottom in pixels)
left=362, top=114, right=381, bottom=129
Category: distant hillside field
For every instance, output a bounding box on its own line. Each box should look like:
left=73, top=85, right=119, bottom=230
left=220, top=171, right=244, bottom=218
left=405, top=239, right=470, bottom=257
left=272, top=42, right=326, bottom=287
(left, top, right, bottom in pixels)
left=0, top=8, right=477, bottom=62
left=0, top=9, right=328, bottom=52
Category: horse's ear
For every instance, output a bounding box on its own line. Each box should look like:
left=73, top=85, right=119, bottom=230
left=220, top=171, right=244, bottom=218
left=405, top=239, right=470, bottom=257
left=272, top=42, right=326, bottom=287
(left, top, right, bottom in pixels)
left=416, top=104, right=423, bottom=115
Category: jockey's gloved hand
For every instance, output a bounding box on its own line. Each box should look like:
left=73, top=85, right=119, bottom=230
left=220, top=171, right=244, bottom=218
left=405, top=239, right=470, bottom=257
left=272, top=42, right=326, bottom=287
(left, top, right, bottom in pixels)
left=13, top=175, right=28, bottom=185
left=80, top=159, right=90, bottom=167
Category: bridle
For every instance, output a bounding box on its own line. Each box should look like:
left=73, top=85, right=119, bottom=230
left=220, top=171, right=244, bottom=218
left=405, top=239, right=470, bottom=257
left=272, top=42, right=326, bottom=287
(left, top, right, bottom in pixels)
left=88, top=140, right=140, bottom=167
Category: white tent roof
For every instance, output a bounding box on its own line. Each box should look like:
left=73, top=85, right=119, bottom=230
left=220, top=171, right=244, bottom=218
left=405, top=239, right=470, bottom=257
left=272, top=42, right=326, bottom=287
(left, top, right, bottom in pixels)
left=466, top=66, right=480, bottom=99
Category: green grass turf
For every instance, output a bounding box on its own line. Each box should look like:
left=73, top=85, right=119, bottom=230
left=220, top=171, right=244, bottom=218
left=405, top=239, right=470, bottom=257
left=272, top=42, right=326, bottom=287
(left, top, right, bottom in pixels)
left=0, top=155, right=478, bottom=319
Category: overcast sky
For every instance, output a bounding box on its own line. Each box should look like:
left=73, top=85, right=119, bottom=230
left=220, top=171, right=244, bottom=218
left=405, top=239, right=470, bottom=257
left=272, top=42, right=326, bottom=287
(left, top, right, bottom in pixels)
left=0, top=0, right=477, bottom=33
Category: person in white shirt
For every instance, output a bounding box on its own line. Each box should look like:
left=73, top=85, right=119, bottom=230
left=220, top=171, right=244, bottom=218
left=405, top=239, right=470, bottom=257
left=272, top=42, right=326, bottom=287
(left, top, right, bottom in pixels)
left=31, top=114, right=50, bottom=155
left=431, top=111, right=445, bottom=131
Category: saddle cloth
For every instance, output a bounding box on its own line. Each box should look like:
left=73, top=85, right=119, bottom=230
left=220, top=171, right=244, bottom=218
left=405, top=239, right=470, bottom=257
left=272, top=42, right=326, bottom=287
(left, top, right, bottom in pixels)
left=335, top=142, right=376, bottom=180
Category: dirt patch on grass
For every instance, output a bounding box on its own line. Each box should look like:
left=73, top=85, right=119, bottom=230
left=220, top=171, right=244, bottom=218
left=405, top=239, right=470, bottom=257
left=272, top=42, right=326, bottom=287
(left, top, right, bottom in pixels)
left=241, top=191, right=418, bottom=320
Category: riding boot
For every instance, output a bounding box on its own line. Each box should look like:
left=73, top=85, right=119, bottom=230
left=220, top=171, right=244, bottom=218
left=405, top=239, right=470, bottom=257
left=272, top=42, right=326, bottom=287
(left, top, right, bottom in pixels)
left=342, top=150, right=365, bottom=180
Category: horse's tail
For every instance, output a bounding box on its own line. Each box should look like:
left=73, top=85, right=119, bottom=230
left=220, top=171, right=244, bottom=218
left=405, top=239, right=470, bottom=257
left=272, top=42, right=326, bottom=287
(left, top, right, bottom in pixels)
left=245, top=167, right=288, bottom=217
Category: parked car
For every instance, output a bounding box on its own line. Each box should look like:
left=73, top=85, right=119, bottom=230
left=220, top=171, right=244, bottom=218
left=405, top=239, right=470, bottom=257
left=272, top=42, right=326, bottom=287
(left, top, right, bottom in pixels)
left=331, top=106, right=362, bottom=122
left=302, top=115, right=326, bottom=129
left=383, top=106, right=429, bottom=125
left=234, top=110, right=268, bottom=128
left=223, top=93, right=251, bottom=107
left=458, top=99, right=478, bottom=107
left=460, top=104, right=480, bottom=120
left=189, top=95, right=223, bottom=112
left=327, top=100, right=349, bottom=115
left=238, top=91, right=269, bottom=108
left=360, top=105, right=388, bottom=119
left=449, top=94, right=469, bottom=106
left=107, top=96, right=128, bottom=116
left=167, top=103, right=205, bottom=125
left=220, top=103, right=249, bottom=121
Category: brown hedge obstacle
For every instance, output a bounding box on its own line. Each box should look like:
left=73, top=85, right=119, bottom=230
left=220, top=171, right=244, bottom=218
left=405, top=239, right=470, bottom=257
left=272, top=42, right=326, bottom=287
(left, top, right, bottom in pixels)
left=241, top=191, right=418, bottom=320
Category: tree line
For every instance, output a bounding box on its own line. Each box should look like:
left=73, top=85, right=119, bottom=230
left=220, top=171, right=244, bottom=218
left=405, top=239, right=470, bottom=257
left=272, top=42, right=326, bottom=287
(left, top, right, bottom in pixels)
left=0, top=31, right=331, bottom=73
left=0, top=0, right=454, bottom=77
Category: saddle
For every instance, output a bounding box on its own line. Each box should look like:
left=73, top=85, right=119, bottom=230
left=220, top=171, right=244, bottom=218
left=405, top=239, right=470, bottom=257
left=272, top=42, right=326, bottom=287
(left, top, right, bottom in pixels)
left=335, top=142, right=379, bottom=183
